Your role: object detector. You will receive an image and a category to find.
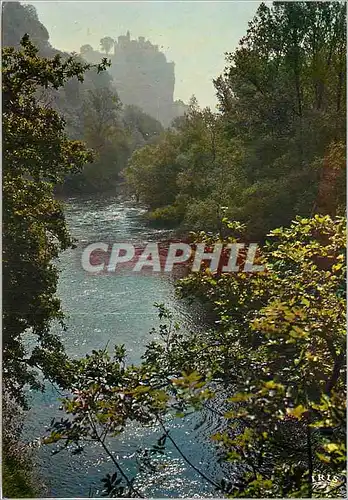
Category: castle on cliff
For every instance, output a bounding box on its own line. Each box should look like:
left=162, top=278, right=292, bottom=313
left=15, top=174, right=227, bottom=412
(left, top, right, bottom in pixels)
left=81, top=31, right=188, bottom=127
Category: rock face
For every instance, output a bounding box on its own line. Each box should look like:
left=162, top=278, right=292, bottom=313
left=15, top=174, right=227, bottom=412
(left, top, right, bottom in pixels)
left=113, top=32, right=174, bottom=126
left=2, top=2, right=50, bottom=52
left=2, top=1, right=188, bottom=127
left=81, top=32, right=188, bottom=127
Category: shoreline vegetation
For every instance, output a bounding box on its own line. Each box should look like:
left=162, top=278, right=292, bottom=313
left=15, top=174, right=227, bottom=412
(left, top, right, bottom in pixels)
left=2, top=394, right=42, bottom=498
left=3, top=452, right=39, bottom=499
left=3, top=1, right=346, bottom=498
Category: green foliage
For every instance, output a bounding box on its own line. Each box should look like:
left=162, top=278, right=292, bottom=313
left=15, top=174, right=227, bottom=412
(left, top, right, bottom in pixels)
left=123, top=104, right=164, bottom=145
left=175, top=214, right=346, bottom=497
left=45, top=215, right=346, bottom=497
left=2, top=392, right=42, bottom=497
left=70, top=87, right=129, bottom=191
left=62, top=91, right=165, bottom=193
left=100, top=36, right=115, bottom=55
left=125, top=101, right=242, bottom=230
left=2, top=35, right=108, bottom=404
left=124, top=132, right=182, bottom=209
left=213, top=1, right=346, bottom=238
left=2, top=452, right=38, bottom=498
left=125, top=2, right=346, bottom=238
left=146, top=203, right=186, bottom=227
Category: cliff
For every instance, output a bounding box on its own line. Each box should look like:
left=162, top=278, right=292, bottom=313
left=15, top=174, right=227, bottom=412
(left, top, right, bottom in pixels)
left=80, top=32, right=188, bottom=127
left=2, top=1, right=188, bottom=128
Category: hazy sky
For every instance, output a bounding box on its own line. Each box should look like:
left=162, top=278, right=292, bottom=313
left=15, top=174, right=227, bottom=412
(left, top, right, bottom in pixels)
left=30, top=1, right=262, bottom=109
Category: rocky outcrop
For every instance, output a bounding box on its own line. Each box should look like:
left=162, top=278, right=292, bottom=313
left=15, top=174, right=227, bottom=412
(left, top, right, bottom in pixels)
left=81, top=32, right=188, bottom=127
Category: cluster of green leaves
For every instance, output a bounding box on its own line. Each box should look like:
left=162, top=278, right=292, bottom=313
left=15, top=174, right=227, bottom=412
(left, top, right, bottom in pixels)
left=45, top=214, right=346, bottom=497
left=125, top=2, right=346, bottom=239
left=125, top=99, right=241, bottom=230
left=63, top=86, right=128, bottom=192
left=61, top=88, right=164, bottom=193
left=2, top=35, right=108, bottom=405
left=2, top=451, right=38, bottom=498
left=174, top=214, right=346, bottom=497
left=2, top=393, right=41, bottom=498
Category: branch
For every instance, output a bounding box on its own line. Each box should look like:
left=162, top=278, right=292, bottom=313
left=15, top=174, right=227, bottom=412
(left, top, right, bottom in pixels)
left=155, top=415, right=223, bottom=492
left=87, top=411, right=144, bottom=498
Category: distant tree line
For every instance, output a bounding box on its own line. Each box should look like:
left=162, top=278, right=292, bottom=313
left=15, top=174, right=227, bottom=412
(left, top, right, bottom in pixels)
left=125, top=1, right=346, bottom=240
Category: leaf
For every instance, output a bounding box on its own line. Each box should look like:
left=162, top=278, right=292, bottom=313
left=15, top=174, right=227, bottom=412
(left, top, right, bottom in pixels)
left=325, top=443, right=340, bottom=453
left=286, top=405, right=308, bottom=420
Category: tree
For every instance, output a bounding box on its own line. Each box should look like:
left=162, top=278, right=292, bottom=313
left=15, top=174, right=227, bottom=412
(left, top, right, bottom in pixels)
left=80, top=44, right=94, bottom=57
left=75, top=87, right=130, bottom=191
left=213, top=1, right=346, bottom=237
left=124, top=131, right=182, bottom=214
left=100, top=36, right=115, bottom=55
left=44, top=214, right=346, bottom=497
left=2, top=35, right=109, bottom=405
left=123, top=104, right=164, bottom=145
left=175, top=214, right=346, bottom=496
left=125, top=100, right=244, bottom=230
left=124, top=2, right=346, bottom=238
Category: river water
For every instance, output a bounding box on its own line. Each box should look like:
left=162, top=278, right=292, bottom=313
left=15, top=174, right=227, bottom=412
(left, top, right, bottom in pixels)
left=23, top=194, right=229, bottom=498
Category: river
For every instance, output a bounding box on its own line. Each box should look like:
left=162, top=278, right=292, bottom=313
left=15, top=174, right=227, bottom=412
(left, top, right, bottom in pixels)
left=22, top=194, right=230, bottom=498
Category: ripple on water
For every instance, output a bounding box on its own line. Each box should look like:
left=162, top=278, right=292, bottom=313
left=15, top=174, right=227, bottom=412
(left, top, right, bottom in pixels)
left=23, top=194, right=231, bottom=498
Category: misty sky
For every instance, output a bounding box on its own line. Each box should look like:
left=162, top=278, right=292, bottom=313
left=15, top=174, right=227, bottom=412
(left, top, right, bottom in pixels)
left=30, top=1, right=262, bottom=109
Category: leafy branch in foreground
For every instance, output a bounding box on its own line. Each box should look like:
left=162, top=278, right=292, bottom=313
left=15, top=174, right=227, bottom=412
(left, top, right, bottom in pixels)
left=176, top=214, right=346, bottom=497
left=44, top=214, right=345, bottom=497
left=153, top=215, right=346, bottom=497
left=3, top=35, right=109, bottom=406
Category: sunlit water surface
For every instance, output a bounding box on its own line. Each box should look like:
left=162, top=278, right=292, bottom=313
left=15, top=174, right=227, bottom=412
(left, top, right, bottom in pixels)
left=23, top=194, right=232, bottom=498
